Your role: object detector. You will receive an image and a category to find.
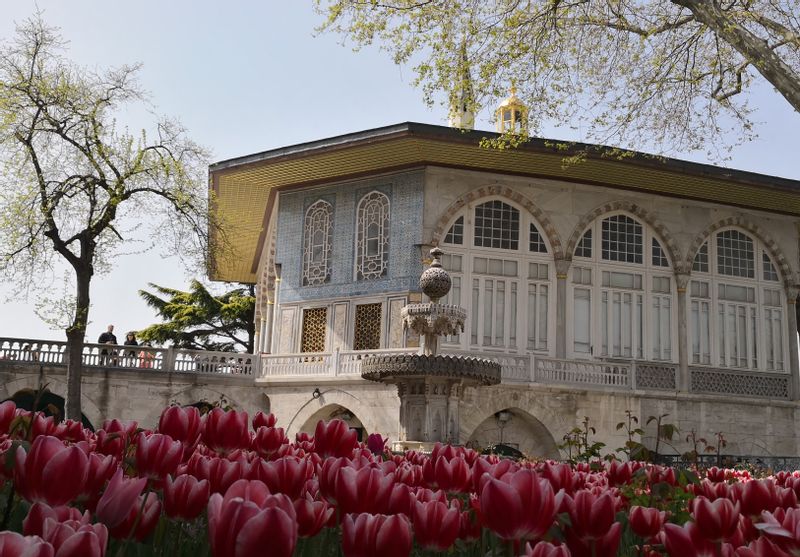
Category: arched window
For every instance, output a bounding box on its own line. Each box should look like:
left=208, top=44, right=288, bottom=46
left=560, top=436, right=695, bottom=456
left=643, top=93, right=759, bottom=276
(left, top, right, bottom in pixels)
left=355, top=192, right=389, bottom=281
left=690, top=230, right=785, bottom=370
left=302, top=200, right=333, bottom=286
left=570, top=214, right=673, bottom=361
left=440, top=198, right=553, bottom=354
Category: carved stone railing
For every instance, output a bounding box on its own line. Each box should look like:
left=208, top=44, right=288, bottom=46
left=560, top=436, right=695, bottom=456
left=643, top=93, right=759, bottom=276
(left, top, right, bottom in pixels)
left=0, top=337, right=256, bottom=376
left=534, top=357, right=632, bottom=388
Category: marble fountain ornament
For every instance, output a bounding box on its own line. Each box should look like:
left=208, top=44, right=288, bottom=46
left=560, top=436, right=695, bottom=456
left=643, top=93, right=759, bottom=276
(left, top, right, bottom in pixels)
left=361, top=247, right=501, bottom=450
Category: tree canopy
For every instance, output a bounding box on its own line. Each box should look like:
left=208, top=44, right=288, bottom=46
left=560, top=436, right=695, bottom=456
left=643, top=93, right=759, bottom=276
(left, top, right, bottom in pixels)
left=138, top=280, right=255, bottom=353
left=0, top=17, right=220, bottom=419
left=317, top=0, right=800, bottom=156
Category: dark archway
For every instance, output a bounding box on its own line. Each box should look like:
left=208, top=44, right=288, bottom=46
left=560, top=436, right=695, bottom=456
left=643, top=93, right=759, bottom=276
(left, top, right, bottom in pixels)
left=5, top=389, right=94, bottom=430
left=298, top=403, right=366, bottom=442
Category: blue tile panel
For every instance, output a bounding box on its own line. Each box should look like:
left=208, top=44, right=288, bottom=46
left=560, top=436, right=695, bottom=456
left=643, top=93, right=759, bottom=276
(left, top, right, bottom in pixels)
left=275, top=171, right=425, bottom=303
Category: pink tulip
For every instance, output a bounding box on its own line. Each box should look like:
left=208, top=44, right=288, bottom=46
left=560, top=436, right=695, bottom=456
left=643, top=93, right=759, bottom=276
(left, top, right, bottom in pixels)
left=207, top=480, right=297, bottom=557
left=108, top=492, right=161, bottom=541
left=164, top=474, right=210, bottom=521
left=0, top=401, right=16, bottom=435
left=692, top=496, right=741, bottom=542
left=366, top=433, right=388, bottom=456
left=293, top=494, right=334, bottom=538
left=157, top=406, right=202, bottom=458
left=566, top=490, right=617, bottom=540
left=42, top=518, right=107, bottom=557
left=80, top=453, right=117, bottom=503
left=0, top=532, right=53, bottom=557
left=202, top=409, right=251, bottom=455
left=313, top=419, right=357, bottom=459
left=664, top=523, right=735, bottom=557
left=23, top=504, right=90, bottom=537
left=412, top=500, right=460, bottom=551
left=251, top=427, right=288, bottom=458
left=629, top=505, right=666, bottom=540
left=134, top=432, right=182, bottom=479
left=250, top=456, right=313, bottom=500
left=15, top=436, right=88, bottom=506
left=95, top=469, right=147, bottom=528
left=189, top=454, right=245, bottom=494
left=479, top=469, right=555, bottom=541
left=523, top=542, right=571, bottom=557
left=432, top=456, right=471, bottom=493
left=252, top=412, right=277, bottom=430
left=335, top=465, right=395, bottom=515
left=341, top=513, right=412, bottom=557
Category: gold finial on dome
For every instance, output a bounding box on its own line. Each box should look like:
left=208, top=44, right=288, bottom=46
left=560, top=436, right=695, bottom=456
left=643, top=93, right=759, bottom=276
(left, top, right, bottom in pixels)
left=495, top=84, right=528, bottom=134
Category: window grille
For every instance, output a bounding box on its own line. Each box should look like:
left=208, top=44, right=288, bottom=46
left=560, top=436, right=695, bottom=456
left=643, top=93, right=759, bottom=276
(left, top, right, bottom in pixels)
left=716, top=230, right=754, bottom=278
left=300, top=308, right=327, bottom=353
left=444, top=216, right=464, bottom=245
left=693, top=242, right=709, bottom=272
left=302, top=200, right=333, bottom=286
left=474, top=200, right=519, bottom=250
left=353, top=303, right=382, bottom=350
left=356, top=192, right=389, bottom=280
left=529, top=223, right=547, bottom=253
left=652, top=238, right=669, bottom=267
left=575, top=229, right=592, bottom=258
left=601, top=215, right=642, bottom=263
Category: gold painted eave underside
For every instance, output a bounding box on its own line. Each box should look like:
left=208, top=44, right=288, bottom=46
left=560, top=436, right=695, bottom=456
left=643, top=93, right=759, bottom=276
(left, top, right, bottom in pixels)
left=211, top=137, right=800, bottom=283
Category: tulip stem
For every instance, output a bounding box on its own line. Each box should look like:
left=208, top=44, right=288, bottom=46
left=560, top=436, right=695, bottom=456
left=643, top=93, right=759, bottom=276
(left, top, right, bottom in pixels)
left=117, top=485, right=152, bottom=557
left=0, top=482, right=15, bottom=530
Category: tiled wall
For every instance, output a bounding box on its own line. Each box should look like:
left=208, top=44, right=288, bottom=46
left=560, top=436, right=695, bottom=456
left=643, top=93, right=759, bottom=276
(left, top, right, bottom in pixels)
left=275, top=171, right=425, bottom=303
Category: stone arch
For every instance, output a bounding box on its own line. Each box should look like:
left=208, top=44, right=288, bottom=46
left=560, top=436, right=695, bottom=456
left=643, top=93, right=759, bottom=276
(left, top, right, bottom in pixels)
left=464, top=406, right=560, bottom=459
left=685, top=215, right=794, bottom=285
left=297, top=403, right=367, bottom=441
left=565, top=200, right=681, bottom=270
left=4, top=388, right=95, bottom=430
left=430, top=185, right=564, bottom=259
left=285, top=388, right=381, bottom=439
left=0, top=374, right=103, bottom=428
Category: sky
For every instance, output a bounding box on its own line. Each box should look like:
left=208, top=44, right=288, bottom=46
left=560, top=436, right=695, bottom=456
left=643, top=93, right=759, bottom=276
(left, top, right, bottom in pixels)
left=0, top=1, right=799, bottom=343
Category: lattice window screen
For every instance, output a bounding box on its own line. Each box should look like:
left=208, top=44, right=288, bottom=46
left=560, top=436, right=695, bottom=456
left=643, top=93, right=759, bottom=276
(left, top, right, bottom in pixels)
left=353, top=303, right=382, bottom=350
left=356, top=192, right=390, bottom=280
left=300, top=308, right=327, bottom=353
left=303, top=201, right=333, bottom=286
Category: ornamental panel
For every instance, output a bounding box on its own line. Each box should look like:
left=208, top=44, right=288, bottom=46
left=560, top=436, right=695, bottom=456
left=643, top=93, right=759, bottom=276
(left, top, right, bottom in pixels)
left=689, top=368, right=789, bottom=399
left=303, top=200, right=333, bottom=286
left=300, top=308, right=327, bottom=353
left=356, top=192, right=390, bottom=280
left=353, top=303, right=382, bottom=350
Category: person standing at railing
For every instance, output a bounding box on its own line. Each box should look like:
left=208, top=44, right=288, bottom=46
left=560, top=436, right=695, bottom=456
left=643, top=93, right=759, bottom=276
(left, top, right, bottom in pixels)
left=138, top=342, right=155, bottom=369
left=123, top=331, right=139, bottom=366
left=98, top=324, right=118, bottom=365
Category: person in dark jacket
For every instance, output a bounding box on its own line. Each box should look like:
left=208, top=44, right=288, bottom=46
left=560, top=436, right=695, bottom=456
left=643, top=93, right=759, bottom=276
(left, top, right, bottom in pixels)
left=123, top=331, right=139, bottom=365
left=98, top=324, right=117, bottom=365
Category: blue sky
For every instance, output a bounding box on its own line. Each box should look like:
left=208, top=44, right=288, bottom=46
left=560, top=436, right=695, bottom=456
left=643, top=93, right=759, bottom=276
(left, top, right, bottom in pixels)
left=1, top=1, right=798, bottom=342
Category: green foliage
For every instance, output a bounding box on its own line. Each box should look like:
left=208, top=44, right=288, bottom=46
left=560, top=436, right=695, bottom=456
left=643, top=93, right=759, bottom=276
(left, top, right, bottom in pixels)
left=138, top=280, right=255, bottom=353
left=615, top=409, right=649, bottom=462
left=317, top=0, right=800, bottom=157
left=559, top=416, right=606, bottom=463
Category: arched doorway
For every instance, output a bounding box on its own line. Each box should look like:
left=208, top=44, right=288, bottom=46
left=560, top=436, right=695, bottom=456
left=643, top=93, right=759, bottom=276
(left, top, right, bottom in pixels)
left=5, top=389, right=94, bottom=430
left=466, top=407, right=559, bottom=459
left=298, top=403, right=366, bottom=442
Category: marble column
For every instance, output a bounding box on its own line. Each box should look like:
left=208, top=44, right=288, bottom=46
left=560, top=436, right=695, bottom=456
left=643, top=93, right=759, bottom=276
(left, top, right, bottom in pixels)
left=675, top=272, right=690, bottom=392
left=555, top=258, right=571, bottom=359
left=786, top=287, right=799, bottom=400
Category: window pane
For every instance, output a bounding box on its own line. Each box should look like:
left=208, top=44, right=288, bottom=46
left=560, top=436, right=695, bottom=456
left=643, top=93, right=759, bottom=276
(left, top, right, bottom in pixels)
left=474, top=200, right=520, bottom=250
left=693, top=242, right=709, bottom=273
left=601, top=215, right=642, bottom=263
left=575, top=229, right=592, bottom=258
left=716, top=230, right=754, bottom=278
left=763, top=252, right=779, bottom=281
left=303, top=200, right=334, bottom=286
left=444, top=216, right=464, bottom=245
left=356, top=192, right=389, bottom=280
left=573, top=288, right=591, bottom=353
left=652, top=238, right=669, bottom=267
left=529, top=223, right=548, bottom=253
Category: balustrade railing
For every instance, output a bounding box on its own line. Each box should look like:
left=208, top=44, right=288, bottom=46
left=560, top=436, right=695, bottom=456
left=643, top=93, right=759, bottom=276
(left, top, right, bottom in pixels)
left=534, top=357, right=632, bottom=388
left=0, top=337, right=254, bottom=376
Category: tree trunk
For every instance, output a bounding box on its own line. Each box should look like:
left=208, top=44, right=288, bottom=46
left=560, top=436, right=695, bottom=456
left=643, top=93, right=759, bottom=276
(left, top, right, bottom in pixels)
left=673, top=0, right=800, bottom=113
left=64, top=266, right=92, bottom=422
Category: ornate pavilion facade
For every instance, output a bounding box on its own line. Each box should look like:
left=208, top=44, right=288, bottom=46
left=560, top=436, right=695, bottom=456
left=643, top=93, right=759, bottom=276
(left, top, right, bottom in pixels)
left=208, top=98, right=800, bottom=458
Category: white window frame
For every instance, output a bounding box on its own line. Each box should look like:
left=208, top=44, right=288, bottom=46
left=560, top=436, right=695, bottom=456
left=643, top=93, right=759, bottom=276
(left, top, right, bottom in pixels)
left=302, top=200, right=334, bottom=286
left=689, top=228, right=788, bottom=371
left=440, top=197, right=555, bottom=355
left=355, top=191, right=390, bottom=281
left=567, top=212, right=676, bottom=363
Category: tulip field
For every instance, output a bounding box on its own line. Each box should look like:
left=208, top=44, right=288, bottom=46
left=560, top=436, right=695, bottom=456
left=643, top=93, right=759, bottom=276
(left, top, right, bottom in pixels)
left=1, top=404, right=800, bottom=556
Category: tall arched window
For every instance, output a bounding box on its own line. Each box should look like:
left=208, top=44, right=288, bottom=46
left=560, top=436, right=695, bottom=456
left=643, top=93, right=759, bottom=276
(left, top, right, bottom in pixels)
left=440, top=198, right=553, bottom=354
left=355, top=191, right=389, bottom=281
left=690, top=229, right=785, bottom=370
left=569, top=213, right=674, bottom=361
left=302, top=200, right=333, bottom=286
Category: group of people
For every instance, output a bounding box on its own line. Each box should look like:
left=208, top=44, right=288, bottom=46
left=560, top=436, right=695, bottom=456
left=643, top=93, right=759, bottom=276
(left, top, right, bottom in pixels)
left=97, top=325, right=154, bottom=368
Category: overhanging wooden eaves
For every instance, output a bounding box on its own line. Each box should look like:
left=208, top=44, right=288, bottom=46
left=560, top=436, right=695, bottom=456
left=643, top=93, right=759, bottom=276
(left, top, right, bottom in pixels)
left=209, top=123, right=800, bottom=284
